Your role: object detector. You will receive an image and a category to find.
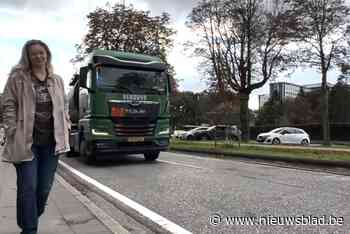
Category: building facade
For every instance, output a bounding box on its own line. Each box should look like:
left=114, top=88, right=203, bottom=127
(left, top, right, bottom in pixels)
left=258, top=82, right=335, bottom=109
left=303, top=82, right=334, bottom=92
left=269, top=82, right=302, bottom=102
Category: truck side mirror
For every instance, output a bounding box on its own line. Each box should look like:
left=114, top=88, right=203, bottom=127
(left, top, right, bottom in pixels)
left=79, top=66, right=95, bottom=93
left=79, top=66, right=89, bottom=88
left=167, top=74, right=172, bottom=94
left=69, top=74, right=80, bottom=86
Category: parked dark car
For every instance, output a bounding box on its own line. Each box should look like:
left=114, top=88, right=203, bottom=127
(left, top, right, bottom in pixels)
left=191, top=125, right=241, bottom=141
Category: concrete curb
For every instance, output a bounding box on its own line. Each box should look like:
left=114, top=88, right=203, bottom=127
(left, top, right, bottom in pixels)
left=57, top=161, right=192, bottom=234
left=170, top=147, right=350, bottom=169
left=56, top=173, right=130, bottom=234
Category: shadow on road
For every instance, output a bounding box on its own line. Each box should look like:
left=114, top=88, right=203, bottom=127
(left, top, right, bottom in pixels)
left=73, top=153, right=159, bottom=168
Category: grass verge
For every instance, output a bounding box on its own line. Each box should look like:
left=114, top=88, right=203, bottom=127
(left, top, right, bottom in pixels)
left=170, top=140, right=350, bottom=162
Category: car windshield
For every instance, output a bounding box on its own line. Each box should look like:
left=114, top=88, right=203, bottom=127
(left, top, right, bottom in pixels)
left=207, top=126, right=216, bottom=131
left=189, top=127, right=207, bottom=132
left=271, top=128, right=284, bottom=133
left=96, top=66, right=167, bottom=95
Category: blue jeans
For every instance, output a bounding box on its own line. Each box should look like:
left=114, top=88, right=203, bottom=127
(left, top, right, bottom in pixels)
left=14, top=144, right=58, bottom=234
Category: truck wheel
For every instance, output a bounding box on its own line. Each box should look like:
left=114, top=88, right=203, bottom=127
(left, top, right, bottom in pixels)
left=66, top=149, right=77, bottom=158
left=66, top=146, right=78, bottom=158
left=80, top=140, right=95, bottom=164
left=144, top=151, right=159, bottom=161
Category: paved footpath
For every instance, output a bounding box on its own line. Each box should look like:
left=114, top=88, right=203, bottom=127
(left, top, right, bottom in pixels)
left=0, top=161, right=115, bottom=234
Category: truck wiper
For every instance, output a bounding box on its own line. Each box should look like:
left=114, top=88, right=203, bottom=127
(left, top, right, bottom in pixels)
left=143, top=88, right=163, bottom=95
left=114, top=85, right=132, bottom=93
left=103, top=85, right=132, bottom=93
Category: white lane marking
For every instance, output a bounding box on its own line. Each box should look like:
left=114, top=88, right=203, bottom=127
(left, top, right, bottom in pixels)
left=56, top=174, right=129, bottom=234
left=158, top=159, right=209, bottom=170
left=59, top=161, right=192, bottom=234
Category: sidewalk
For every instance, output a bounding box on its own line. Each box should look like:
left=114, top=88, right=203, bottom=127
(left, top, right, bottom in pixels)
left=0, top=161, right=113, bottom=234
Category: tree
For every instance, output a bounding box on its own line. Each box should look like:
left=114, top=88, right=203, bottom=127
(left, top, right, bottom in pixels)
left=256, top=88, right=325, bottom=126
left=285, top=89, right=316, bottom=124
left=286, top=0, right=350, bottom=145
left=0, top=94, right=3, bottom=123
left=170, top=91, right=201, bottom=128
left=75, top=4, right=175, bottom=61
left=255, top=90, right=285, bottom=126
left=329, top=82, right=350, bottom=123
left=338, top=63, right=350, bottom=83
left=73, top=3, right=178, bottom=90
left=170, top=90, right=241, bottom=129
left=186, top=0, right=296, bottom=141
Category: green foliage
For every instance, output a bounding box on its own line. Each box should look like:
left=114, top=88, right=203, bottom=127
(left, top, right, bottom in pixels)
left=0, top=94, right=2, bottom=123
left=256, top=83, right=350, bottom=127
left=170, top=91, right=201, bottom=128
left=329, top=82, right=350, bottom=123
left=338, top=63, right=350, bottom=83
left=170, top=90, right=240, bottom=129
left=75, top=4, right=175, bottom=62
left=73, top=3, right=178, bottom=90
left=255, top=90, right=285, bottom=126
left=286, top=89, right=321, bottom=124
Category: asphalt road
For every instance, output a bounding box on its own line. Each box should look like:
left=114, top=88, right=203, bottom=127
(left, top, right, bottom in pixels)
left=60, top=151, right=350, bottom=234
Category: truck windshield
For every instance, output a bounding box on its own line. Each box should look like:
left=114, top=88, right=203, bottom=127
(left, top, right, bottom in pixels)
left=96, top=66, right=167, bottom=95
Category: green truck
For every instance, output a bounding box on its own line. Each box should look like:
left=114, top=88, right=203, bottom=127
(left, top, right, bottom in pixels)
left=67, top=49, right=171, bottom=163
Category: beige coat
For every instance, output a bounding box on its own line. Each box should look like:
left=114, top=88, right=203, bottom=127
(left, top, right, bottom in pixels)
left=2, top=67, right=71, bottom=163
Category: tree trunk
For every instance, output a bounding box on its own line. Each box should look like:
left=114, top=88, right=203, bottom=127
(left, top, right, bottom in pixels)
left=239, top=93, right=250, bottom=142
left=321, top=72, right=331, bottom=146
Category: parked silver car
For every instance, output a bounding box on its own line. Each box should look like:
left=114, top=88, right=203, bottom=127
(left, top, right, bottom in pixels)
left=180, top=126, right=209, bottom=140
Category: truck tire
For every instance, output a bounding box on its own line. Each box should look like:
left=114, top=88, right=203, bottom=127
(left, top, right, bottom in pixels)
left=66, top=149, right=77, bottom=158
left=144, top=151, right=159, bottom=161
left=66, top=145, right=79, bottom=158
left=80, top=140, right=96, bottom=164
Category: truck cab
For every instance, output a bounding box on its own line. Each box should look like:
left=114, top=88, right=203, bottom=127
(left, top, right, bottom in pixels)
left=68, top=50, right=171, bottom=163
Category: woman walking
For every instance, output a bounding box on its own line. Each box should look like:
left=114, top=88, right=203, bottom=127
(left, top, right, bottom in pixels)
left=2, top=39, right=70, bottom=234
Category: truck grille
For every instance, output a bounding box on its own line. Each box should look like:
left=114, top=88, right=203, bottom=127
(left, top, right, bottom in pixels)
left=114, top=118, right=155, bottom=137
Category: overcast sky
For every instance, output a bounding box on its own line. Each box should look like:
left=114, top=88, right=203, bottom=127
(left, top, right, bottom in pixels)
left=0, top=0, right=344, bottom=110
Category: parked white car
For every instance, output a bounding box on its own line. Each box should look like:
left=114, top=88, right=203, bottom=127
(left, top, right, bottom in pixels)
left=172, top=130, right=187, bottom=139
left=180, top=126, right=209, bottom=140
left=256, top=127, right=310, bottom=145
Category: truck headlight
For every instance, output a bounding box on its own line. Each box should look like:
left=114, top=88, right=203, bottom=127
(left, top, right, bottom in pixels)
left=158, top=128, right=170, bottom=135
left=92, top=129, right=109, bottom=136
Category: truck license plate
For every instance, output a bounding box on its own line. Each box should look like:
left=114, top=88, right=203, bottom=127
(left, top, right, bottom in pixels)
left=127, top=137, right=144, bottom=142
